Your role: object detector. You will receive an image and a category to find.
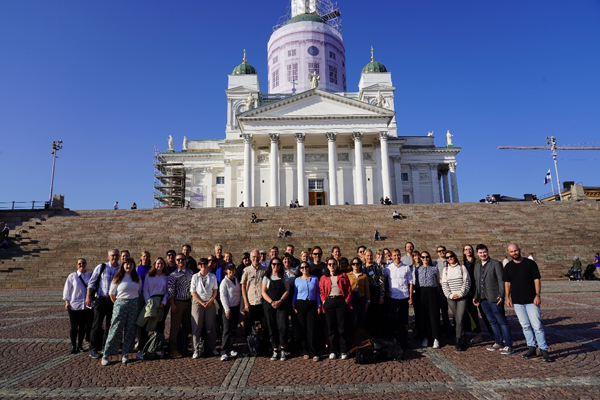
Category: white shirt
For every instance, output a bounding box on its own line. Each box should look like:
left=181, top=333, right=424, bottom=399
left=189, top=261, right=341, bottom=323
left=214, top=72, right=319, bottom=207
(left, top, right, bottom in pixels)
left=220, top=276, right=241, bottom=313
left=63, top=271, right=91, bottom=310
left=143, top=274, right=169, bottom=305
left=385, top=263, right=413, bottom=300
left=109, top=273, right=141, bottom=299
left=190, top=272, right=218, bottom=302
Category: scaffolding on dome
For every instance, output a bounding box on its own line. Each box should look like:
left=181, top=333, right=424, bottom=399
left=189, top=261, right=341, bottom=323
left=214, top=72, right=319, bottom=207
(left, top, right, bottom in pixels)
left=153, top=147, right=186, bottom=208
left=273, top=0, right=342, bottom=33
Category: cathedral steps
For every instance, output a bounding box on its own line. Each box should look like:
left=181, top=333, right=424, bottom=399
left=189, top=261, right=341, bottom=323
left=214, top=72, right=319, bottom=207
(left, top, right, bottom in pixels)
left=1, top=201, right=598, bottom=289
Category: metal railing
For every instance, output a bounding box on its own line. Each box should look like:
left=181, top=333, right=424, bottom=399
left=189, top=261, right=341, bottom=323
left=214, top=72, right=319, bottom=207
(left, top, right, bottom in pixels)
left=0, top=201, right=49, bottom=210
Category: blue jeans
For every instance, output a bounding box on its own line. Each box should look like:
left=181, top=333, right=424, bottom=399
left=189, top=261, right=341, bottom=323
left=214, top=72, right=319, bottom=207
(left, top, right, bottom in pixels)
left=480, top=300, right=512, bottom=347
left=513, top=303, right=547, bottom=350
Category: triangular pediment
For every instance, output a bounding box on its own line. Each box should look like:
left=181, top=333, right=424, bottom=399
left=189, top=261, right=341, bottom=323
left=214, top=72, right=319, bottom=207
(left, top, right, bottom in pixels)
left=238, top=89, right=395, bottom=121
left=226, top=86, right=260, bottom=94
left=361, top=83, right=395, bottom=92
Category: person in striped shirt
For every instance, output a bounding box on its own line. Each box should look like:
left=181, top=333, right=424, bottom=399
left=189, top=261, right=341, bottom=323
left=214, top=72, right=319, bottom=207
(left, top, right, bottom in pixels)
left=441, top=250, right=471, bottom=351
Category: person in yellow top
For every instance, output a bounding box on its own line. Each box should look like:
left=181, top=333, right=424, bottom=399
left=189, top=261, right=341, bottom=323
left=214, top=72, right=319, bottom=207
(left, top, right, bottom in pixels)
left=347, top=257, right=370, bottom=341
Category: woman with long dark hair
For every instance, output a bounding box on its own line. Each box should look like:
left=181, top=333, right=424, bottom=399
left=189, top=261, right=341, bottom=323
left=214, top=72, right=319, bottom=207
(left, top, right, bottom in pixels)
left=62, top=258, right=92, bottom=354
left=137, top=257, right=169, bottom=358
left=442, top=250, right=471, bottom=351
left=348, top=257, right=369, bottom=338
left=293, top=261, right=321, bottom=361
left=362, top=249, right=385, bottom=338
left=101, top=258, right=141, bottom=365
left=261, top=256, right=290, bottom=361
left=319, top=256, right=352, bottom=360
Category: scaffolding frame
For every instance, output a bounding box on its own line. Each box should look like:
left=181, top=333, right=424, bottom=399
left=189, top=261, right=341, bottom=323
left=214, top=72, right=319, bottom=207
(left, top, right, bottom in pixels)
left=153, top=147, right=186, bottom=208
left=273, top=0, right=342, bottom=33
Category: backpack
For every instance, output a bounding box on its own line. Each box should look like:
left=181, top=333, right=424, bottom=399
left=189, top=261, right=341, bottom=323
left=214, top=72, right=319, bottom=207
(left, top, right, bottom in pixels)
left=141, top=331, right=164, bottom=360
left=352, top=338, right=403, bottom=364
left=246, top=321, right=263, bottom=357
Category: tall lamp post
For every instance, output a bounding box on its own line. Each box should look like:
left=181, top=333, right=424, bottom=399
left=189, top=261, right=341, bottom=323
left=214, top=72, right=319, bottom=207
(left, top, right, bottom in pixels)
left=49, top=140, right=63, bottom=207
left=546, top=136, right=562, bottom=201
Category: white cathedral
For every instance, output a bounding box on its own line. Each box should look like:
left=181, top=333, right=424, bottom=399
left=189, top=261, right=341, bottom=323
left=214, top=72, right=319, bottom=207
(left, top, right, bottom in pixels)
left=155, top=0, right=460, bottom=208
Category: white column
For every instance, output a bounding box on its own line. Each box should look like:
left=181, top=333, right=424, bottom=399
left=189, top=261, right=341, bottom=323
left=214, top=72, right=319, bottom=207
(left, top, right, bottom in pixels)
left=430, top=163, right=440, bottom=204
left=379, top=131, right=391, bottom=200
left=442, top=167, right=451, bottom=203
left=410, top=163, right=420, bottom=203
left=295, top=133, right=306, bottom=206
left=353, top=132, right=365, bottom=205
left=224, top=159, right=233, bottom=207
left=269, top=133, right=280, bottom=206
left=242, top=134, right=252, bottom=207
left=326, top=132, right=338, bottom=205
left=449, top=162, right=459, bottom=203
left=205, top=167, right=213, bottom=207
left=392, top=156, right=403, bottom=204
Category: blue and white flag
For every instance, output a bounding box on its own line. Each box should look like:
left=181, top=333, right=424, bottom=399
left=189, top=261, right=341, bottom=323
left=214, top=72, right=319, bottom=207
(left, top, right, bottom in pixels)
left=543, top=170, right=551, bottom=185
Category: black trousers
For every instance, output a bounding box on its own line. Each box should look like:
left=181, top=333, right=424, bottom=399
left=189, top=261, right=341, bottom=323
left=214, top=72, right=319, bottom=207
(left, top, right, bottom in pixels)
left=437, top=285, right=452, bottom=333
left=263, top=302, right=288, bottom=350
left=418, top=287, right=440, bottom=341
left=90, top=297, right=114, bottom=352
left=68, top=309, right=91, bottom=348
left=386, top=297, right=409, bottom=348
left=324, top=297, right=348, bottom=354
left=221, top=305, right=240, bottom=355
left=295, top=300, right=318, bottom=357
left=244, top=304, right=266, bottom=337
left=366, top=285, right=384, bottom=338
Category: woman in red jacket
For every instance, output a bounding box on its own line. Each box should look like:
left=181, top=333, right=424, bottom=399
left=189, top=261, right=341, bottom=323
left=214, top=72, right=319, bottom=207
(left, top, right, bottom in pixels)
left=319, top=257, right=352, bottom=360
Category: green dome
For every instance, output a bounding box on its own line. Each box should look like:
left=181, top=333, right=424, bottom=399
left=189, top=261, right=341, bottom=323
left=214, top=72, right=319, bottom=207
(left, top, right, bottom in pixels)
left=285, top=13, right=325, bottom=25
left=362, top=60, right=387, bottom=74
left=232, top=61, right=257, bottom=75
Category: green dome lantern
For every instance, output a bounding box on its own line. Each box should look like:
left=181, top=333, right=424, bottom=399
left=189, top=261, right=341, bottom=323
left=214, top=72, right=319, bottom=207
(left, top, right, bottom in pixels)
left=232, top=49, right=257, bottom=75
left=362, top=46, right=387, bottom=73
left=285, top=13, right=325, bottom=25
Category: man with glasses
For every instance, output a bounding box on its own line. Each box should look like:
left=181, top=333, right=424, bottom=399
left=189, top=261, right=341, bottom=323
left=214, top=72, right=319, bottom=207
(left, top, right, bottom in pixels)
left=182, top=244, right=198, bottom=273
left=384, top=249, right=413, bottom=350
left=309, top=246, right=326, bottom=278
left=401, top=242, right=414, bottom=266
left=473, top=244, right=514, bottom=356
left=504, top=244, right=551, bottom=361
left=434, top=245, right=452, bottom=336
left=165, top=250, right=178, bottom=275
left=86, top=248, right=120, bottom=359
left=241, top=250, right=267, bottom=338
left=167, top=253, right=194, bottom=358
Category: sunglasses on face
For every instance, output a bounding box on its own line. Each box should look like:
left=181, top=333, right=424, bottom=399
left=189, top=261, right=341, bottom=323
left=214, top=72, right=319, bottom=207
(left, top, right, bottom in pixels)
left=271, top=262, right=281, bottom=266
left=176, top=258, right=185, bottom=262
left=351, top=262, right=360, bottom=265
left=437, top=250, right=445, bottom=253
left=421, top=256, right=430, bottom=259
left=299, top=266, right=309, bottom=270
left=313, top=252, right=322, bottom=256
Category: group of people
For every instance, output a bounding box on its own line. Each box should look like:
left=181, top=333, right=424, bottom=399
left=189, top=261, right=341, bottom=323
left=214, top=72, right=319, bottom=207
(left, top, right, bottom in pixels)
left=62, top=241, right=554, bottom=366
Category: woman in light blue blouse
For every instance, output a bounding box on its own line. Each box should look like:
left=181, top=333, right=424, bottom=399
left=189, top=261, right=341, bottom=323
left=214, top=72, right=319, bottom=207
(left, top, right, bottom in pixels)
left=293, top=261, right=321, bottom=361
left=416, top=251, right=440, bottom=349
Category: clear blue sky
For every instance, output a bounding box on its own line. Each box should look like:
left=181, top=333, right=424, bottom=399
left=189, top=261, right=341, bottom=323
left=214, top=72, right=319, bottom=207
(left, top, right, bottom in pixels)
left=1, top=0, right=599, bottom=210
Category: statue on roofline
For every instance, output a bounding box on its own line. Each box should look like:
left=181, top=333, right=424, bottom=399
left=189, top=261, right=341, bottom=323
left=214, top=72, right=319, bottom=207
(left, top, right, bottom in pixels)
left=168, top=135, right=173, bottom=151
left=309, top=71, right=320, bottom=89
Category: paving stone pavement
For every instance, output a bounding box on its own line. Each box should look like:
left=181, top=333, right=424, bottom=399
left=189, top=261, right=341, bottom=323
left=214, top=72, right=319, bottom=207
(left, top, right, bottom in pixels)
left=0, top=281, right=599, bottom=399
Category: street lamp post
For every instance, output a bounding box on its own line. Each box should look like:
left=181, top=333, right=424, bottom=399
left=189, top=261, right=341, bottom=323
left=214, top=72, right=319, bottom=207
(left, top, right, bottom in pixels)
left=546, top=136, right=563, bottom=201
left=49, top=140, right=63, bottom=207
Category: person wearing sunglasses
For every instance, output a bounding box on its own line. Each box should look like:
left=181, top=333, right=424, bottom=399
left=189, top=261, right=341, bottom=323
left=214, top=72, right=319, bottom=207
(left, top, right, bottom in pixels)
left=190, top=258, right=219, bottom=359
left=319, top=256, right=352, bottom=360
left=167, top=253, right=194, bottom=358
left=416, top=251, right=440, bottom=349
left=441, top=250, right=471, bottom=352
left=434, top=245, right=452, bottom=337
left=362, top=249, right=385, bottom=338
left=293, top=262, right=321, bottom=361
left=261, top=257, right=290, bottom=361
left=309, top=246, right=326, bottom=278
left=348, top=257, right=370, bottom=340
left=384, top=249, right=413, bottom=350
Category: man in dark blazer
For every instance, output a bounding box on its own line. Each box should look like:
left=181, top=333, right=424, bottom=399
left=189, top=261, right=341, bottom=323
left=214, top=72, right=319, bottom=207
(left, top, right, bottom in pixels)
left=473, top=244, right=514, bottom=355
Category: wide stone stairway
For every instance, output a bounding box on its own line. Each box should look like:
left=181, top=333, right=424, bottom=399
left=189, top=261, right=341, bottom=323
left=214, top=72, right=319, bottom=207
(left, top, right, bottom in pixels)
left=1, top=201, right=598, bottom=289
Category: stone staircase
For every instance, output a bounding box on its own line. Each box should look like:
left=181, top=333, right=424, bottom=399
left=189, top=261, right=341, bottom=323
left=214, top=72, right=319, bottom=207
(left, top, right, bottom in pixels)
left=1, top=201, right=598, bottom=289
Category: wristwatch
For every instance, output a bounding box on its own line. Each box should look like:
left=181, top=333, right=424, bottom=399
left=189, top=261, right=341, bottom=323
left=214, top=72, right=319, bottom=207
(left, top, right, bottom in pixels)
left=535, top=293, right=541, bottom=297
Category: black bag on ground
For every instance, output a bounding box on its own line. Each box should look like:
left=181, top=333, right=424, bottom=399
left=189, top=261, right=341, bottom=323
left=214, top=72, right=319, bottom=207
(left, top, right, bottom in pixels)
left=246, top=321, right=264, bottom=357
left=352, top=338, right=403, bottom=364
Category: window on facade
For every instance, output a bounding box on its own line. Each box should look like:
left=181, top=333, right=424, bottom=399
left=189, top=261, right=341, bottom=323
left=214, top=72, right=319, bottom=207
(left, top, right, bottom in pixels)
left=329, top=66, right=338, bottom=84
left=401, top=173, right=409, bottom=181
left=329, top=51, right=336, bottom=60
left=273, top=55, right=278, bottom=63
left=308, top=62, right=320, bottom=75
left=216, top=176, right=225, bottom=185
left=287, top=63, right=298, bottom=82
left=308, top=179, right=324, bottom=190
left=287, top=49, right=296, bottom=57
left=403, top=195, right=411, bottom=204
left=216, top=198, right=225, bottom=208
left=272, top=69, right=279, bottom=88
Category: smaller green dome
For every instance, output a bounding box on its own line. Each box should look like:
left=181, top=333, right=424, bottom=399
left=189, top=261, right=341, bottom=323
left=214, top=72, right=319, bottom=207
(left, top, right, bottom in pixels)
left=362, top=60, right=387, bottom=74
left=232, top=49, right=257, bottom=75
left=285, top=13, right=325, bottom=25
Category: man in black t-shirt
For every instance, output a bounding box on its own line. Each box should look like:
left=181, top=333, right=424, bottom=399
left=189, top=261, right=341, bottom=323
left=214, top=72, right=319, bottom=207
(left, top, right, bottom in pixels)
left=504, top=244, right=553, bottom=362
left=309, top=246, right=326, bottom=278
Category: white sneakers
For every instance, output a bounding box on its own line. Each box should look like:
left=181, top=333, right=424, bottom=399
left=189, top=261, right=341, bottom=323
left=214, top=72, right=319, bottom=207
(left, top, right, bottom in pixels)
left=432, top=339, right=440, bottom=349
left=221, top=354, right=228, bottom=361
left=340, top=353, right=349, bottom=360
left=500, top=346, right=514, bottom=355
left=329, top=352, right=337, bottom=360
left=192, top=350, right=200, bottom=359
left=101, top=357, right=109, bottom=366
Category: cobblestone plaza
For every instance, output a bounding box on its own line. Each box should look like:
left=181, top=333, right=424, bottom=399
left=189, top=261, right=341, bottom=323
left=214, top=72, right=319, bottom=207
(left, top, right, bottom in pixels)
left=1, top=281, right=599, bottom=399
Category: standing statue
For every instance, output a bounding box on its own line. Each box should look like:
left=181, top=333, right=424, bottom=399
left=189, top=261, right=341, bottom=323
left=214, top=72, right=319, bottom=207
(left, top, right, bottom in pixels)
left=245, top=94, right=254, bottom=111
left=182, top=136, right=188, bottom=151
left=446, top=130, right=454, bottom=146
left=427, top=131, right=434, bottom=137
left=309, top=71, right=320, bottom=89
left=168, top=135, right=173, bottom=151
left=375, top=91, right=388, bottom=108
